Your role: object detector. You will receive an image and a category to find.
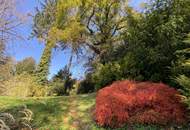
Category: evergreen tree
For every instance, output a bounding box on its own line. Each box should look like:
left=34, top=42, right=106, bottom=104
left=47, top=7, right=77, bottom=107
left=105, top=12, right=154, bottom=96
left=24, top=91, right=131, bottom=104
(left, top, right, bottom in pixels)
left=51, top=65, right=75, bottom=95
left=173, top=33, right=190, bottom=108
left=117, top=0, right=190, bottom=83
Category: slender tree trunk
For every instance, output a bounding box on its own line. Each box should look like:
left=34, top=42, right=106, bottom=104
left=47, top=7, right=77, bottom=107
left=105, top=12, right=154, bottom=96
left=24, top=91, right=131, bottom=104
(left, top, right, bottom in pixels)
left=64, top=51, right=74, bottom=95
left=67, top=53, right=73, bottom=72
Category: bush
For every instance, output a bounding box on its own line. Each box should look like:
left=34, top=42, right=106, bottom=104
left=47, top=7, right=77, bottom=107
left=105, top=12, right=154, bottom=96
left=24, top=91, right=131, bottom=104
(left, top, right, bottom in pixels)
left=92, top=63, right=122, bottom=90
left=77, top=80, right=94, bottom=94
left=95, top=80, right=188, bottom=128
left=50, top=66, right=76, bottom=96
left=50, top=77, right=76, bottom=96
left=1, top=73, right=48, bottom=97
left=50, top=79, right=66, bottom=96
left=77, top=74, right=95, bottom=94
left=15, top=57, right=36, bottom=75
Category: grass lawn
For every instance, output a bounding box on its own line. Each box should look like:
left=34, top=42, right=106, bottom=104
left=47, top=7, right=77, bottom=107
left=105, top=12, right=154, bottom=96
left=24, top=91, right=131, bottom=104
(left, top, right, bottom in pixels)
left=0, top=93, right=102, bottom=130
left=0, top=94, right=188, bottom=130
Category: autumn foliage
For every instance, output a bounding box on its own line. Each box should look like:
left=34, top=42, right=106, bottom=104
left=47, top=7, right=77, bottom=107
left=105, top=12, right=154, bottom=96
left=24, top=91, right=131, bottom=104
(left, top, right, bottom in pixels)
left=95, top=80, right=188, bottom=128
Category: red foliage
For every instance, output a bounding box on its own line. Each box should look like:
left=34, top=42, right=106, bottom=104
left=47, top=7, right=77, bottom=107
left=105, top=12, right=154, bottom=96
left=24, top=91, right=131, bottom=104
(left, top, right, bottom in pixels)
left=95, top=80, right=188, bottom=128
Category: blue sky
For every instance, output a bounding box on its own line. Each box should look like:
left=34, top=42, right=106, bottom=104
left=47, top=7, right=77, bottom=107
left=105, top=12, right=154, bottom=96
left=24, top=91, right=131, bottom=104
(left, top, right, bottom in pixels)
left=6, top=0, right=146, bottom=79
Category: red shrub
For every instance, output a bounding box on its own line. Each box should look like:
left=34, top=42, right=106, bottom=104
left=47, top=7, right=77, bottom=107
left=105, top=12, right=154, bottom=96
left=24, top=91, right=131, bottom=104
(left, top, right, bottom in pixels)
left=95, top=80, right=188, bottom=128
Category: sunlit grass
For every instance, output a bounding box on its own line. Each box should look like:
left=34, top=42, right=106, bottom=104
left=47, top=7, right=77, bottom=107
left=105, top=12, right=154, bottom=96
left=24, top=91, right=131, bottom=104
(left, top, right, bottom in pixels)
left=0, top=94, right=96, bottom=130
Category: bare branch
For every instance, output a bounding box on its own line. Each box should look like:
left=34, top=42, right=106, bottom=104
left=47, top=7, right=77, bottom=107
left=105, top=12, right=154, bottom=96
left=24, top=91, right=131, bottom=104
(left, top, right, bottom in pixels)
left=0, top=0, right=24, bottom=44
left=86, top=8, right=95, bottom=35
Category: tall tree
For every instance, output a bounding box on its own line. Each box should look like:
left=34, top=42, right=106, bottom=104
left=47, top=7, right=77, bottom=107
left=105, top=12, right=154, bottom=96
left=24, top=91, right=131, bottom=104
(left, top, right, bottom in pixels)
left=33, top=0, right=129, bottom=74
left=33, top=0, right=190, bottom=88
left=50, top=0, right=128, bottom=63
left=83, top=0, right=190, bottom=90
left=33, top=0, right=57, bottom=84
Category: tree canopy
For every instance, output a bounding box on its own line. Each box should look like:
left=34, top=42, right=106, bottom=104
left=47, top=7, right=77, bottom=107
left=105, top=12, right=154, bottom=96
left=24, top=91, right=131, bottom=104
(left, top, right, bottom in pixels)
left=33, top=0, right=190, bottom=96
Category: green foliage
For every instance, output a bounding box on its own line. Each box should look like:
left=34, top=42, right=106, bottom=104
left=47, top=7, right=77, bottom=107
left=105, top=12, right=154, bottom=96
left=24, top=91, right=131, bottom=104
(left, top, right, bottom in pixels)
left=52, top=0, right=128, bottom=50
left=51, top=79, right=65, bottom=96
left=33, top=0, right=129, bottom=61
left=176, top=75, right=190, bottom=97
left=33, top=0, right=57, bottom=85
left=32, top=0, right=57, bottom=40
left=92, top=63, right=122, bottom=90
left=1, top=73, right=48, bottom=97
left=172, top=33, right=190, bottom=108
left=77, top=74, right=95, bottom=94
left=15, top=57, right=36, bottom=75
left=97, top=0, right=190, bottom=85
left=80, top=0, right=190, bottom=91
left=123, top=0, right=190, bottom=83
left=36, top=41, right=54, bottom=85
left=69, top=81, right=79, bottom=95
left=0, top=57, right=48, bottom=97
left=51, top=66, right=76, bottom=96
left=119, top=46, right=151, bottom=81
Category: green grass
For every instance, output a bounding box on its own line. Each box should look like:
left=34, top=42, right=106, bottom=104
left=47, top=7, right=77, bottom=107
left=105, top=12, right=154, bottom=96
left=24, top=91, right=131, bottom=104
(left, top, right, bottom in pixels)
left=0, top=94, right=188, bottom=130
left=0, top=94, right=98, bottom=130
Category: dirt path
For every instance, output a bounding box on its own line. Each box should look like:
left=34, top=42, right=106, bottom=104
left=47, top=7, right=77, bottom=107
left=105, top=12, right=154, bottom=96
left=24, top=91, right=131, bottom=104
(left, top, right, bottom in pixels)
left=63, top=96, right=82, bottom=130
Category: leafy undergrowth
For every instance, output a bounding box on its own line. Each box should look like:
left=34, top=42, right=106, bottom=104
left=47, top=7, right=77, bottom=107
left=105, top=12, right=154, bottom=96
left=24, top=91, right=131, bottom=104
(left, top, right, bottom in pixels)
left=0, top=94, right=188, bottom=130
